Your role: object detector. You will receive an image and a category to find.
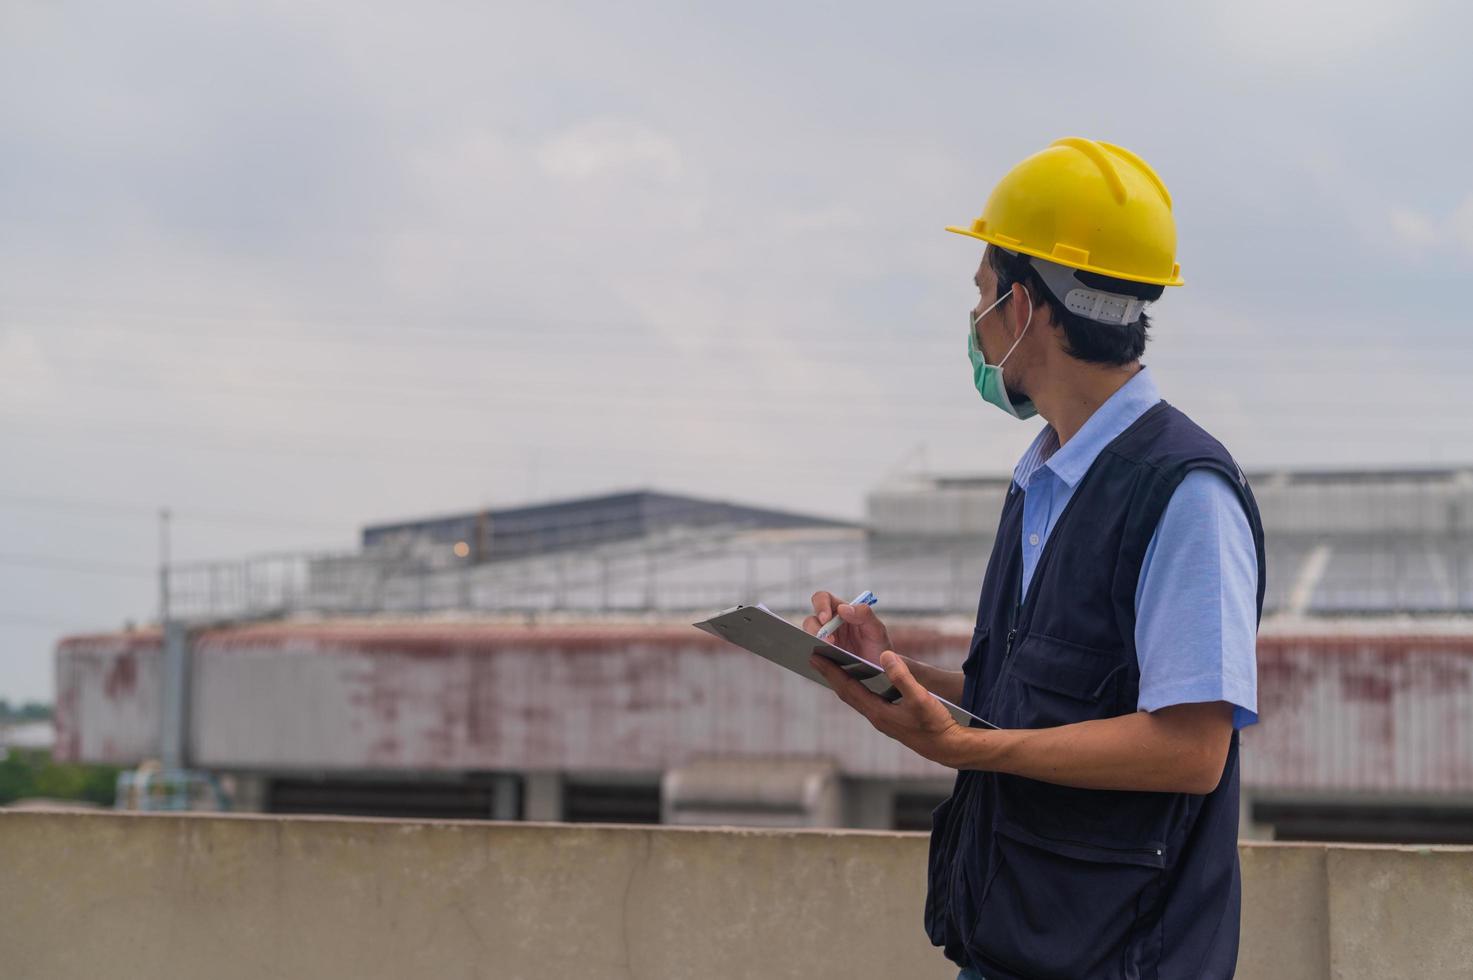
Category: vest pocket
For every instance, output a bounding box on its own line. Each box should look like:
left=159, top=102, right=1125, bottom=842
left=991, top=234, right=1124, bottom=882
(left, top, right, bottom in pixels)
left=967, top=817, right=1166, bottom=979
left=960, top=626, right=988, bottom=716
left=923, top=790, right=958, bottom=947
left=998, top=631, right=1128, bottom=729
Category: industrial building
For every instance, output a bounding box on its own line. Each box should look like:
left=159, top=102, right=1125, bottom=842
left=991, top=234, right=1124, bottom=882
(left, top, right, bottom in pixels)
left=53, top=474, right=1473, bottom=841
left=360, top=490, right=854, bottom=563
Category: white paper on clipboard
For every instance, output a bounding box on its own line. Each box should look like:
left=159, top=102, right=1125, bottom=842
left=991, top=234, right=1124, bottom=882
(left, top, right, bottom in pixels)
left=692, top=603, right=995, bottom=729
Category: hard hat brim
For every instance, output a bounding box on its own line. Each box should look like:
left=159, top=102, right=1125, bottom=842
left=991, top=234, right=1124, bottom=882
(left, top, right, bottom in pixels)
left=944, top=225, right=1184, bottom=288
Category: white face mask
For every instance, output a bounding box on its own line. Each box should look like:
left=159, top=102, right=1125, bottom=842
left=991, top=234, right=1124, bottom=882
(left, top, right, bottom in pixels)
left=968, top=287, right=1036, bottom=419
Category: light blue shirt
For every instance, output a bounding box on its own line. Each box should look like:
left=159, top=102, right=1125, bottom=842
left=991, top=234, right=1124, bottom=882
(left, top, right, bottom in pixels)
left=1011, top=367, right=1259, bottom=729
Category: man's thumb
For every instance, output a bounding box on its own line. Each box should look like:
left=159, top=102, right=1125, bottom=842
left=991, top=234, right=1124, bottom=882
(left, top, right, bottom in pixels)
left=880, top=650, right=925, bottom=701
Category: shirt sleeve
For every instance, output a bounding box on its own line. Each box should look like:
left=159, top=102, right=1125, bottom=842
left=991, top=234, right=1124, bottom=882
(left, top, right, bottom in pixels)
left=1134, top=467, right=1260, bottom=729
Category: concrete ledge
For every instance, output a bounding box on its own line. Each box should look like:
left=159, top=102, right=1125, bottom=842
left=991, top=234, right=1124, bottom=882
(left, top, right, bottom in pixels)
left=3, top=812, right=1471, bottom=979
left=1326, top=845, right=1473, bottom=978
left=1240, top=842, right=1330, bottom=977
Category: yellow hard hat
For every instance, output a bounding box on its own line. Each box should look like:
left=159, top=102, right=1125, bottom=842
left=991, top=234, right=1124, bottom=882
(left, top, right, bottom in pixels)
left=946, top=137, right=1184, bottom=287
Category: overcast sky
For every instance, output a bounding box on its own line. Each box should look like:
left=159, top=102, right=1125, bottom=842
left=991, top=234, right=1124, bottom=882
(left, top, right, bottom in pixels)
left=3, top=1, right=1471, bottom=701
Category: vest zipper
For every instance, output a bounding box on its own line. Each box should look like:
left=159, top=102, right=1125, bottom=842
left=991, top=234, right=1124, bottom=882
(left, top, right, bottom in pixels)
left=999, top=602, right=1021, bottom=674
left=981, top=599, right=1024, bottom=722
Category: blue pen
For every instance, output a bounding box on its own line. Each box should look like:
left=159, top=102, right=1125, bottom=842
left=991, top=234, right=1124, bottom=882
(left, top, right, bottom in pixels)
left=815, top=590, right=878, bottom=641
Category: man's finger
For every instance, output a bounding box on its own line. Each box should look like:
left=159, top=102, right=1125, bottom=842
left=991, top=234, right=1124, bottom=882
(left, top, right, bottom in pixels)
left=802, top=613, right=840, bottom=642
left=824, top=602, right=868, bottom=636
left=834, top=602, right=889, bottom=644
left=810, top=655, right=858, bottom=707
left=809, top=654, right=880, bottom=716
left=810, top=590, right=841, bottom=625
left=880, top=650, right=929, bottom=704
left=809, top=653, right=854, bottom=693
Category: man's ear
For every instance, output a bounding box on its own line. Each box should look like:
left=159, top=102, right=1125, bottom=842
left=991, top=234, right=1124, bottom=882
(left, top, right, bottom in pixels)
left=1007, top=280, right=1034, bottom=338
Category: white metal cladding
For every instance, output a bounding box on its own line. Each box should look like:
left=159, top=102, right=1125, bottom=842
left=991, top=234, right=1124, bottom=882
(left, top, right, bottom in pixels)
left=866, top=479, right=1011, bottom=537
left=869, top=469, right=1473, bottom=539
left=181, top=623, right=966, bottom=778
left=52, top=632, right=164, bottom=764
left=52, top=621, right=1473, bottom=796
left=1250, top=634, right=1473, bottom=794
left=1250, top=470, right=1473, bottom=537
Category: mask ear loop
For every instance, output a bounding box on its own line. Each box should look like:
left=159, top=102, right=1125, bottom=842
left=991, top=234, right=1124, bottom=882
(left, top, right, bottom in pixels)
left=971, top=290, right=1009, bottom=332
left=996, top=287, right=1033, bottom=369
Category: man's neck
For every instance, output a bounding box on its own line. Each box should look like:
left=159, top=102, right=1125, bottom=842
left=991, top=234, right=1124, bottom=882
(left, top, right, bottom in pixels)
left=1034, top=360, right=1143, bottom=447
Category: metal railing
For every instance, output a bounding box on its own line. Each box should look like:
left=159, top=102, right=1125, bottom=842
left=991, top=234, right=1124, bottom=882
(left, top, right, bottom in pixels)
left=163, top=480, right=1473, bottom=623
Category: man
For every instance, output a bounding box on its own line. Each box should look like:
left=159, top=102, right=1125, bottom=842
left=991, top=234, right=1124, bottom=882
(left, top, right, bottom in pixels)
left=805, top=138, right=1264, bottom=980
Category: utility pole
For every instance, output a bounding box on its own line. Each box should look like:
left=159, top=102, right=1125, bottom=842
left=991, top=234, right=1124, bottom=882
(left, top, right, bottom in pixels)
left=158, top=506, right=188, bottom=772
left=158, top=507, right=172, bottom=626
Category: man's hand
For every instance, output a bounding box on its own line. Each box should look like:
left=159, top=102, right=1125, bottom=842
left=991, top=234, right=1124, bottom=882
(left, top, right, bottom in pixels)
left=803, top=590, right=966, bottom=703
left=809, top=648, right=970, bottom=769
left=802, top=591, right=893, bottom=661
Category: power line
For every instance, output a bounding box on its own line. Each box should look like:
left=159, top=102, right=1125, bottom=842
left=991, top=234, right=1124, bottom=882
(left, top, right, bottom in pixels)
left=0, top=492, right=348, bottom=533
left=0, top=612, right=100, bottom=630
left=5, top=314, right=953, bottom=363
left=0, top=493, right=151, bottom=518
left=7, top=304, right=1458, bottom=353
left=11, top=319, right=1447, bottom=369
left=12, top=355, right=1459, bottom=427
left=8, top=306, right=663, bottom=337
left=0, top=408, right=937, bottom=478
left=3, top=406, right=1471, bottom=487
left=10, top=358, right=953, bottom=421
left=0, top=551, right=156, bottom=578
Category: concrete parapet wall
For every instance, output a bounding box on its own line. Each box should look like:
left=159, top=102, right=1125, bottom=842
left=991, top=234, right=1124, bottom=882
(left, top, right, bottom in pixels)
left=3, top=812, right=1471, bottom=979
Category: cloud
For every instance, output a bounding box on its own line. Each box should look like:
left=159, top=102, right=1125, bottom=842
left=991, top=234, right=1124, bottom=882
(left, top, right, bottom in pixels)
left=1386, top=194, right=1473, bottom=258
left=1388, top=207, right=1439, bottom=249
left=536, top=118, right=685, bottom=182
left=3, top=0, right=1473, bottom=702
left=0, top=328, right=57, bottom=409
left=1450, top=195, right=1473, bottom=254
left=1203, top=0, right=1416, bottom=67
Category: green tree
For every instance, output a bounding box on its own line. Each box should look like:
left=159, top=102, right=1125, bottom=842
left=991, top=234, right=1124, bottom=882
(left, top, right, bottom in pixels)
left=0, top=748, right=118, bottom=807
left=0, top=700, right=53, bottom=724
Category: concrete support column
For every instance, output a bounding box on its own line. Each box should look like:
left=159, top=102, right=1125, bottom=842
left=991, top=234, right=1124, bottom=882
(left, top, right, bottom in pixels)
left=1240, top=788, right=1276, bottom=841
left=843, top=779, right=895, bottom=830
left=523, top=772, right=564, bottom=822
left=491, top=774, right=521, bottom=821
left=160, top=622, right=190, bottom=770
left=221, top=773, right=269, bottom=813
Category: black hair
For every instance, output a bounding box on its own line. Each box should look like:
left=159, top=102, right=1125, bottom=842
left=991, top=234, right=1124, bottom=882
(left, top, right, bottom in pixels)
left=985, top=245, right=1165, bottom=365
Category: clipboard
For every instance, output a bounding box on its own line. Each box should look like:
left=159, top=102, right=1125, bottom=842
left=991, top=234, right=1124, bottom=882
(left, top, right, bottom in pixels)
left=693, top=604, right=995, bottom=729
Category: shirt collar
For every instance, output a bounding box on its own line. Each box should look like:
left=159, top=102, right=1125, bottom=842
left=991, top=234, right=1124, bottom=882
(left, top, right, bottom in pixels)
left=1011, top=366, right=1163, bottom=490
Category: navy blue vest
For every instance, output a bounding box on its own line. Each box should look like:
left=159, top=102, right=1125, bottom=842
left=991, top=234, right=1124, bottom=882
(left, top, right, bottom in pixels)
left=925, top=401, right=1267, bottom=980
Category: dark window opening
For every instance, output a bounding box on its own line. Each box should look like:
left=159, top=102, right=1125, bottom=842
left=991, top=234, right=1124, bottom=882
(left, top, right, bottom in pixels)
left=1254, top=800, right=1473, bottom=845
left=562, top=780, right=661, bottom=824
left=266, top=774, right=521, bottom=821
left=893, top=790, right=950, bottom=831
